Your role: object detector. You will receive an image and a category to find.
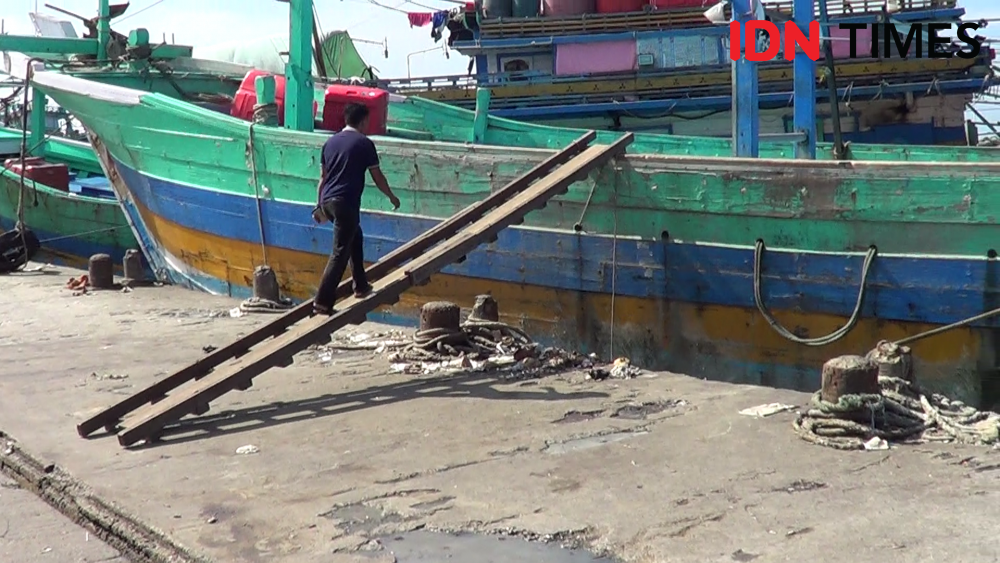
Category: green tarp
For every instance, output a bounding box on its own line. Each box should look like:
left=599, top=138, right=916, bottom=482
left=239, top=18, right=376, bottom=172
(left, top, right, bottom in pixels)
left=193, top=30, right=375, bottom=80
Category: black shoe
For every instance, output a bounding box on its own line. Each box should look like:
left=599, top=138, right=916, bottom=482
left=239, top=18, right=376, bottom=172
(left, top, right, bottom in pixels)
left=312, top=303, right=335, bottom=316
left=353, top=285, right=373, bottom=299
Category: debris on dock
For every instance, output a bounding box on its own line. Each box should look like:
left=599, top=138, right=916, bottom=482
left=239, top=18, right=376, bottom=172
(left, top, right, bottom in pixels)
left=312, top=298, right=628, bottom=379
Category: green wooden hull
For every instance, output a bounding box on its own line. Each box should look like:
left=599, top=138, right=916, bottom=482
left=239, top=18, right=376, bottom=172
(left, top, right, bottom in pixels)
left=0, top=58, right=250, bottom=267
left=32, top=71, right=1000, bottom=407
left=0, top=130, right=135, bottom=267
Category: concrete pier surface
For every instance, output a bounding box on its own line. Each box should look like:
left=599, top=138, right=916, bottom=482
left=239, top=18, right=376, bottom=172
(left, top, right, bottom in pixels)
left=1, top=262, right=999, bottom=563
left=0, top=472, right=125, bottom=563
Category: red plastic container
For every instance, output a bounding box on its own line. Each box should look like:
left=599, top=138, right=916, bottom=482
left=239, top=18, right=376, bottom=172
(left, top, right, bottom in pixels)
left=4, top=159, right=70, bottom=191
left=321, top=84, right=390, bottom=135
left=648, top=0, right=705, bottom=9
left=596, top=0, right=644, bottom=12
left=230, top=69, right=317, bottom=126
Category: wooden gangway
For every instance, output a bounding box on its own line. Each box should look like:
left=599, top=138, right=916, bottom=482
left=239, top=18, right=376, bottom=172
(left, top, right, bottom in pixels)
left=76, top=130, right=634, bottom=448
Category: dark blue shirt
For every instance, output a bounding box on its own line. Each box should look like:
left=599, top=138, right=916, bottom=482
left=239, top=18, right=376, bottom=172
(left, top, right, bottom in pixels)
left=319, top=129, right=380, bottom=206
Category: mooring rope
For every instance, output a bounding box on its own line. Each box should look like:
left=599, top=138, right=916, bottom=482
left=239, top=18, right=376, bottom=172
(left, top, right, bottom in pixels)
left=894, top=305, right=1000, bottom=347
left=39, top=225, right=125, bottom=243
left=793, top=376, right=1000, bottom=450
left=753, top=239, right=877, bottom=347
left=238, top=296, right=294, bottom=314
left=246, top=123, right=269, bottom=266
left=397, top=320, right=533, bottom=361
left=609, top=176, right=620, bottom=360
left=11, top=58, right=46, bottom=274
left=252, top=103, right=279, bottom=125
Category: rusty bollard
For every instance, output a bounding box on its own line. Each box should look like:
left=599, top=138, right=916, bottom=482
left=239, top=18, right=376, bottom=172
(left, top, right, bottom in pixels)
left=252, top=265, right=280, bottom=302
left=866, top=340, right=914, bottom=382
left=88, top=253, right=114, bottom=289
left=420, top=301, right=461, bottom=332
left=820, top=355, right=880, bottom=404
left=468, top=294, right=499, bottom=322
left=122, top=249, right=144, bottom=284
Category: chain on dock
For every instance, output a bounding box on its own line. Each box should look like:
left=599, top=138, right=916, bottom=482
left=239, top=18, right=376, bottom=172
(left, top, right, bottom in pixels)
left=794, top=375, right=1000, bottom=450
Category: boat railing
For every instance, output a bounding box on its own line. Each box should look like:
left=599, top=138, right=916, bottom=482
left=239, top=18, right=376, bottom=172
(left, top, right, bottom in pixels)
left=379, top=48, right=984, bottom=97
left=477, top=0, right=958, bottom=38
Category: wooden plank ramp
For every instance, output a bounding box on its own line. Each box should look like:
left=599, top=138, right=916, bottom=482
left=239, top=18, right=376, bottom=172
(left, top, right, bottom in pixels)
left=76, top=131, right=634, bottom=448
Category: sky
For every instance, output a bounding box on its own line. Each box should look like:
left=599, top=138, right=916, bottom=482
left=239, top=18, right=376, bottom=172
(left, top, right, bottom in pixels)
left=1, top=0, right=998, bottom=119
left=0, top=0, right=472, bottom=78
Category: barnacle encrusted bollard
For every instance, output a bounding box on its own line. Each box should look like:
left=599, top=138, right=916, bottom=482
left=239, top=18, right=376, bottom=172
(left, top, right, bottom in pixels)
left=122, top=249, right=145, bottom=284
left=820, top=354, right=879, bottom=404
left=468, top=294, right=499, bottom=322
left=252, top=265, right=280, bottom=302
left=420, top=301, right=461, bottom=332
left=866, top=340, right=914, bottom=382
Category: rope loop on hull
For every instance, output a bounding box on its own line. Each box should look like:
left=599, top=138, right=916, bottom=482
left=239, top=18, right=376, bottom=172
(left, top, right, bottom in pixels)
left=753, top=239, right=877, bottom=347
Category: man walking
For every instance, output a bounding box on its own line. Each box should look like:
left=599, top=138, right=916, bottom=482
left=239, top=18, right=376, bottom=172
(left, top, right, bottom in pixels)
left=312, top=103, right=400, bottom=316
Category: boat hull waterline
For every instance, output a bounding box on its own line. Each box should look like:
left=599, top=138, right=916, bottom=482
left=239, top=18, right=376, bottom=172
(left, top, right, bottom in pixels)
left=32, top=71, right=1000, bottom=407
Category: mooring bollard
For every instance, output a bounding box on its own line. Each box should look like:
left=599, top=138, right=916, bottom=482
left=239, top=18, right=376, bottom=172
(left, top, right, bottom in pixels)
left=122, top=249, right=144, bottom=283
left=252, top=265, right=280, bottom=302
left=88, top=253, right=114, bottom=289
left=820, top=355, right=880, bottom=403
left=468, top=294, right=499, bottom=322
left=420, top=301, right=461, bottom=332
left=866, top=340, right=914, bottom=382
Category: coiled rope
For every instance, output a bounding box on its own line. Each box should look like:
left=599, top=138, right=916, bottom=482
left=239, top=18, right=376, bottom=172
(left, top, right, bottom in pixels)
left=238, top=296, right=294, bottom=314
left=753, top=239, right=877, bottom=347
left=398, top=320, right=533, bottom=361
left=252, top=103, right=279, bottom=126
left=794, top=376, right=1000, bottom=450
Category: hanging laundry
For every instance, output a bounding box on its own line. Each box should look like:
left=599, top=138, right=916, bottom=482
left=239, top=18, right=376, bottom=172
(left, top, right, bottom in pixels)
left=407, top=12, right=433, bottom=27
left=430, top=10, right=450, bottom=42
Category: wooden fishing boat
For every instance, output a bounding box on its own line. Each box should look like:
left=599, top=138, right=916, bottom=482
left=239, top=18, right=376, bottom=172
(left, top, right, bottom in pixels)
left=32, top=67, right=1000, bottom=409
left=0, top=127, right=135, bottom=267
left=382, top=0, right=995, bottom=144
left=0, top=4, right=255, bottom=268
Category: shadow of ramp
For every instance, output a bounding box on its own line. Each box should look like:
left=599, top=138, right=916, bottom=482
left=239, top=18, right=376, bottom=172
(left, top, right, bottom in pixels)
left=136, top=370, right=610, bottom=448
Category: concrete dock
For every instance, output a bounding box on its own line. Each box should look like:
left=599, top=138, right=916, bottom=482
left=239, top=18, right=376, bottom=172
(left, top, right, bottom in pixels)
left=1, top=262, right=999, bottom=563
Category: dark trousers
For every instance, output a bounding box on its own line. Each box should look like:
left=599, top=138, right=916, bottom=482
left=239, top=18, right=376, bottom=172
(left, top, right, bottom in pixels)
left=314, top=198, right=369, bottom=308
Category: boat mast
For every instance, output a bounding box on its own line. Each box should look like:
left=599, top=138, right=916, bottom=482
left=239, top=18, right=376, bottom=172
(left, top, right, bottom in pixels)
left=731, top=0, right=759, bottom=157
left=97, top=0, right=111, bottom=60
left=792, top=0, right=816, bottom=159
left=285, top=0, right=315, bottom=132
left=731, top=0, right=817, bottom=159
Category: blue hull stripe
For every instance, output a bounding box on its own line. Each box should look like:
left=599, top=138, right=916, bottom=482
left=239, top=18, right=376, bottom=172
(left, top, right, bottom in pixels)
left=112, top=157, right=997, bottom=327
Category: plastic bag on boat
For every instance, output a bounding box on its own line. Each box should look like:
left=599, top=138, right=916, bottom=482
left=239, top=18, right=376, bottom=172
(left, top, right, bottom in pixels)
left=0, top=227, right=41, bottom=274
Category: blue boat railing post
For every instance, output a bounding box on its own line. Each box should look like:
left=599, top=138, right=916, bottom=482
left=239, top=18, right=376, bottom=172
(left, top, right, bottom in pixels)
left=731, top=0, right=760, bottom=157
left=792, top=0, right=816, bottom=159
left=285, top=0, right=316, bottom=132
